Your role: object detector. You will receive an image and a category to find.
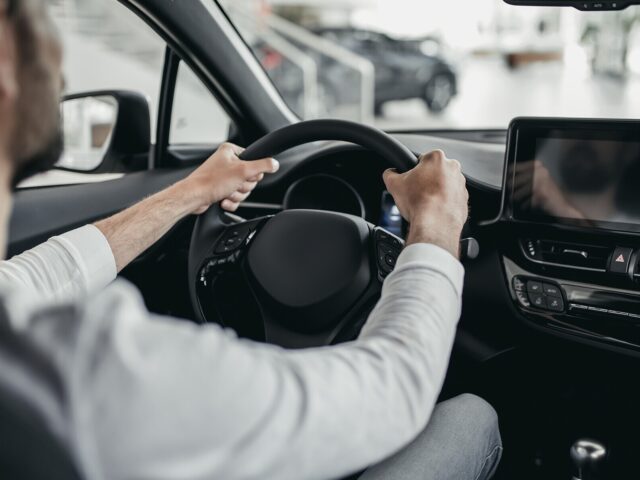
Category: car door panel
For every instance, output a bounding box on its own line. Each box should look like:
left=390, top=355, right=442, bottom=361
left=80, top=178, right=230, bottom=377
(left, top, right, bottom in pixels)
left=8, top=167, right=194, bottom=257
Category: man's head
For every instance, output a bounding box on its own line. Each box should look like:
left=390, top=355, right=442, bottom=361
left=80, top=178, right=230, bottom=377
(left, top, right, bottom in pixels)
left=0, top=0, right=64, bottom=189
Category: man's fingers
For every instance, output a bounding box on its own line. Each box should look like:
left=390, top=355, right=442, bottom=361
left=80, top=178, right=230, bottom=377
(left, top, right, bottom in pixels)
left=227, top=190, right=251, bottom=203
left=237, top=181, right=258, bottom=194
left=420, top=149, right=446, bottom=163
left=222, top=142, right=245, bottom=157
left=221, top=199, right=240, bottom=212
left=243, top=158, right=280, bottom=178
left=247, top=173, right=265, bottom=183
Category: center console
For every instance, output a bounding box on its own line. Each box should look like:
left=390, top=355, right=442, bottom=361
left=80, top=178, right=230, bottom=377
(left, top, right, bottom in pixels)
left=499, top=117, right=640, bottom=354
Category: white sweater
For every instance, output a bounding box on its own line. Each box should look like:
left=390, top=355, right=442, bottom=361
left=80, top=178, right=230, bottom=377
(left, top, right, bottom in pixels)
left=0, top=224, right=464, bottom=480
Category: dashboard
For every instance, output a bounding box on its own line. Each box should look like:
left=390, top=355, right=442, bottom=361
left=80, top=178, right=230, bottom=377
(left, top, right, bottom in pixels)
left=501, top=117, right=640, bottom=356
left=238, top=120, right=640, bottom=357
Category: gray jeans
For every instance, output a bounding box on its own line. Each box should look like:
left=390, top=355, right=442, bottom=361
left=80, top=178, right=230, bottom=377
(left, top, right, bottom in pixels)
left=359, top=394, right=502, bottom=480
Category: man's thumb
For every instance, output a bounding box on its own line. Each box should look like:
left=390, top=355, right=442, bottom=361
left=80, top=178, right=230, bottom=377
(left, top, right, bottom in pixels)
left=245, top=157, right=280, bottom=177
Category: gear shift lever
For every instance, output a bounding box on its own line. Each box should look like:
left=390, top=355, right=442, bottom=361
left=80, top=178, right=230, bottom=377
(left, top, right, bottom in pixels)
left=570, top=439, right=607, bottom=480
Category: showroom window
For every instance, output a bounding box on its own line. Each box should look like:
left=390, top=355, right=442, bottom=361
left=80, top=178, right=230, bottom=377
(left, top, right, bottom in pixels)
left=220, top=0, right=640, bottom=131
left=52, top=0, right=165, bottom=136
left=170, top=63, right=231, bottom=146
left=16, top=0, right=166, bottom=188
left=20, top=0, right=230, bottom=188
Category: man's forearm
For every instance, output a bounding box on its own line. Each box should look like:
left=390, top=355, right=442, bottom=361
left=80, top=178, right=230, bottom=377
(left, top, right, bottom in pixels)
left=95, top=181, right=199, bottom=273
left=94, top=143, right=279, bottom=273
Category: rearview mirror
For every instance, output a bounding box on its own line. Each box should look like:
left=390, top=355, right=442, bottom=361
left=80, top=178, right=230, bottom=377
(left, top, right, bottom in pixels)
left=504, top=0, right=637, bottom=10
left=59, top=90, right=151, bottom=173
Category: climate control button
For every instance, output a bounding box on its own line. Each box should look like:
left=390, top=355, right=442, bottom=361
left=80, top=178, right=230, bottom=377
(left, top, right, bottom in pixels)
left=547, top=296, right=564, bottom=312
left=543, top=283, right=561, bottom=297
left=527, top=281, right=543, bottom=294
left=529, top=293, right=546, bottom=309
left=513, top=276, right=565, bottom=313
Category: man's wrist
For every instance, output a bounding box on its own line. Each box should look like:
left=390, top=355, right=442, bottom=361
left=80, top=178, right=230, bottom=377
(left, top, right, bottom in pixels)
left=406, top=219, right=462, bottom=259
left=168, top=179, right=209, bottom=216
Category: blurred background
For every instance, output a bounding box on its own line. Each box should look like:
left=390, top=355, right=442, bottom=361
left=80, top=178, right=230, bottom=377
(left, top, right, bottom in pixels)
left=49, top=0, right=640, bottom=138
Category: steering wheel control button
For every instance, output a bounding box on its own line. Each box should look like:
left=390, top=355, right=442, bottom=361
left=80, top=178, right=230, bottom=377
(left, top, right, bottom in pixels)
left=527, top=281, right=543, bottom=294
left=609, top=247, right=633, bottom=274
left=374, top=228, right=404, bottom=279
left=384, top=255, right=397, bottom=267
left=377, top=231, right=391, bottom=241
left=516, top=291, right=531, bottom=307
left=378, top=243, right=395, bottom=255
left=376, top=230, right=402, bottom=248
left=543, top=283, right=561, bottom=297
left=547, top=296, right=564, bottom=312
left=529, top=293, right=546, bottom=309
left=214, top=225, right=252, bottom=254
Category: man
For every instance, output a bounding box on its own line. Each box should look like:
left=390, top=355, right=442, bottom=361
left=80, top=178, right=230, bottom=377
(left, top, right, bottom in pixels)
left=0, top=1, right=502, bottom=479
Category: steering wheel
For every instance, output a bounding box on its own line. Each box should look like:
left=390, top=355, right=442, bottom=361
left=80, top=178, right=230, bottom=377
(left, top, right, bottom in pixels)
left=188, top=120, right=423, bottom=347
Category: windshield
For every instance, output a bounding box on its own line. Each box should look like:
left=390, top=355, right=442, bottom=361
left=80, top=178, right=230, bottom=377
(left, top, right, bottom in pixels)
left=220, top=1, right=640, bottom=131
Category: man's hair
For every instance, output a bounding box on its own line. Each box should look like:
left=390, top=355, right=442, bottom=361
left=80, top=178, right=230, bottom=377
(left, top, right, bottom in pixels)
left=7, top=0, right=39, bottom=64
left=3, top=0, right=64, bottom=187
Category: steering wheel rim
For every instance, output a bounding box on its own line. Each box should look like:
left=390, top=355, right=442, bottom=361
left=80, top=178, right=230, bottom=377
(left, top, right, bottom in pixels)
left=238, top=119, right=417, bottom=170
left=188, top=120, right=417, bottom=345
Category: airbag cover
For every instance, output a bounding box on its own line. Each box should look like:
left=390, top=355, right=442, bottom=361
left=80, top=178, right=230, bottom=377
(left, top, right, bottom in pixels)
left=247, top=210, right=371, bottom=332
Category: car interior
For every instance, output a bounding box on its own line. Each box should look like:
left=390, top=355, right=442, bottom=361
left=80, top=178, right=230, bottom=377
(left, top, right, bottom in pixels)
left=4, top=0, right=640, bottom=479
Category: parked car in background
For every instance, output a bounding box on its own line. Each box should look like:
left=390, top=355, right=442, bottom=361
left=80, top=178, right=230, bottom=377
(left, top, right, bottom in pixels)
left=254, top=27, right=458, bottom=118
left=316, top=27, right=458, bottom=115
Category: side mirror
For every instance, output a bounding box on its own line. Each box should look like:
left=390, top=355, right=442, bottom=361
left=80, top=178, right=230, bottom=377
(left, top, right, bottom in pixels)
left=58, top=90, right=151, bottom=173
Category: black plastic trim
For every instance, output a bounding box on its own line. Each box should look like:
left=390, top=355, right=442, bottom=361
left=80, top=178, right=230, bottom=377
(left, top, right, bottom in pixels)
left=155, top=47, right=180, bottom=169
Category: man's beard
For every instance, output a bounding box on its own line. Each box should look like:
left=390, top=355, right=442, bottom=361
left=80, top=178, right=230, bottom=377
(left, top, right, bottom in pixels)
left=11, top=129, right=64, bottom=189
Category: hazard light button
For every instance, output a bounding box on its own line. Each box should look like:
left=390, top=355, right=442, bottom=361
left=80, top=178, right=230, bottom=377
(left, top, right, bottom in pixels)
left=609, top=247, right=633, bottom=274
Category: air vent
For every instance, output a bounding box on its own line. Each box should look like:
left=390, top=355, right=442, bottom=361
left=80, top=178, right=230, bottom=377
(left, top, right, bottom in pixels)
left=521, top=239, right=611, bottom=271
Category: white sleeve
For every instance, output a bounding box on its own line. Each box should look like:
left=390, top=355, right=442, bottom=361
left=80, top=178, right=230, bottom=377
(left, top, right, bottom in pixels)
left=40, top=242, right=465, bottom=480
left=0, top=225, right=117, bottom=299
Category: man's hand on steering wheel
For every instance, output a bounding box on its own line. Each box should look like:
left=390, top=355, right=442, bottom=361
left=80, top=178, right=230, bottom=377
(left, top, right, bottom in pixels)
left=95, top=143, right=278, bottom=272
left=188, top=119, right=472, bottom=345
left=383, top=149, right=469, bottom=258
left=180, top=143, right=280, bottom=215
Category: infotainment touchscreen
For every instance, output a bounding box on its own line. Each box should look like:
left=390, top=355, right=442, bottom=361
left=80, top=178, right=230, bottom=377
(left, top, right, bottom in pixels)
left=508, top=118, right=640, bottom=232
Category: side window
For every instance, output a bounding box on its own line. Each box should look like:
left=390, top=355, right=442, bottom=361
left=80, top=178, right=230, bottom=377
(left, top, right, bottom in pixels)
left=17, top=1, right=166, bottom=188
left=53, top=0, right=165, bottom=133
left=170, top=63, right=231, bottom=146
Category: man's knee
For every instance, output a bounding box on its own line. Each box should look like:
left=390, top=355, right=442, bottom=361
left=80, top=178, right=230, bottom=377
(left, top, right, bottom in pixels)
left=358, top=393, right=502, bottom=480
left=453, top=393, right=499, bottom=432
left=443, top=393, right=502, bottom=478
left=444, top=393, right=500, bottom=442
